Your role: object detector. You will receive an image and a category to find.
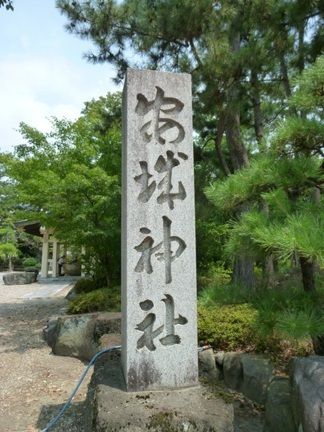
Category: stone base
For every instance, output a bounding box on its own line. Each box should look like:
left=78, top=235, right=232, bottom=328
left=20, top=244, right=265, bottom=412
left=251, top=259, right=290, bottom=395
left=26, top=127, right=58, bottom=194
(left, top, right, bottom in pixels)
left=89, top=351, right=234, bottom=432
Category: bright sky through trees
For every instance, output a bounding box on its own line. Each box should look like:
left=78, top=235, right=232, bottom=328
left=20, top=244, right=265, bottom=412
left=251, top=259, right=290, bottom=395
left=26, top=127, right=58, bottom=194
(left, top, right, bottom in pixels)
left=0, top=0, right=119, bottom=153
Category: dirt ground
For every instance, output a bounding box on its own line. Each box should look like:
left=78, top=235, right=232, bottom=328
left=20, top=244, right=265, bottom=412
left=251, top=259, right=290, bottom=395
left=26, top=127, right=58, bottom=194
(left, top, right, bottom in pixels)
left=0, top=275, right=92, bottom=432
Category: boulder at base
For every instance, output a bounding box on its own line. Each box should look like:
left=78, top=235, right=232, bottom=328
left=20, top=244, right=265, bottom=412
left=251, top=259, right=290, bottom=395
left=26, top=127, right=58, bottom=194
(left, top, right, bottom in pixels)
left=89, top=351, right=234, bottom=432
left=3, top=271, right=36, bottom=285
left=291, top=356, right=324, bottom=432
left=43, top=312, right=121, bottom=361
left=264, top=376, right=295, bottom=432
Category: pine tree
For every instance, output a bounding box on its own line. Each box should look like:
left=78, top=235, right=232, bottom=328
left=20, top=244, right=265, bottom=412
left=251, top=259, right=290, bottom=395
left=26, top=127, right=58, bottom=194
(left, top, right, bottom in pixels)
left=57, top=0, right=323, bottom=288
left=206, top=56, right=324, bottom=292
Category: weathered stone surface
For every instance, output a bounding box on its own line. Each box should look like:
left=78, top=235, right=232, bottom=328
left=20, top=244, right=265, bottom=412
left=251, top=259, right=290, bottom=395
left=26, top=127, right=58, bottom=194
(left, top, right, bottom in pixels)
left=122, top=69, right=198, bottom=391
left=223, top=352, right=243, bottom=391
left=291, top=356, right=324, bottom=432
left=198, top=348, right=220, bottom=381
left=43, top=312, right=121, bottom=361
left=215, top=351, right=225, bottom=368
left=264, top=377, right=295, bottom=432
left=91, top=352, right=234, bottom=431
left=241, top=354, right=274, bottom=404
left=3, top=271, right=36, bottom=285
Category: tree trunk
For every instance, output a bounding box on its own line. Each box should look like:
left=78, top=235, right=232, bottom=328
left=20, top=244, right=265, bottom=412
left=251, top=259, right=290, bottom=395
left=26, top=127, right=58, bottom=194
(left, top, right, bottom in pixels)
left=251, top=69, right=265, bottom=151
left=232, top=255, right=255, bottom=290
left=297, top=21, right=305, bottom=73
left=299, top=256, right=315, bottom=292
left=263, top=254, right=276, bottom=288
left=8, top=256, right=13, bottom=272
left=226, top=28, right=254, bottom=290
left=312, top=336, right=324, bottom=355
left=280, top=55, right=292, bottom=98
left=261, top=201, right=275, bottom=288
left=215, top=112, right=231, bottom=176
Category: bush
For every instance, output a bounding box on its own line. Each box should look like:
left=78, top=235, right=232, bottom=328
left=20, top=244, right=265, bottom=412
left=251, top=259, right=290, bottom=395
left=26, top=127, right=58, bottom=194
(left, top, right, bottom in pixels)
left=68, top=286, right=121, bottom=314
left=198, top=303, right=258, bottom=350
left=198, top=277, right=324, bottom=360
left=198, top=262, right=232, bottom=290
left=22, top=257, right=40, bottom=269
left=74, top=278, right=99, bottom=294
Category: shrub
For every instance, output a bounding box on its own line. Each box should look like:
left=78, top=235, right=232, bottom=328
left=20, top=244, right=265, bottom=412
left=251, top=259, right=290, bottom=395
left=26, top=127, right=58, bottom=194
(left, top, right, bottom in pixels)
left=22, top=257, right=40, bottom=269
left=198, top=262, right=232, bottom=290
left=68, top=286, right=121, bottom=314
left=198, top=277, right=324, bottom=360
left=74, top=278, right=99, bottom=294
left=198, top=303, right=258, bottom=350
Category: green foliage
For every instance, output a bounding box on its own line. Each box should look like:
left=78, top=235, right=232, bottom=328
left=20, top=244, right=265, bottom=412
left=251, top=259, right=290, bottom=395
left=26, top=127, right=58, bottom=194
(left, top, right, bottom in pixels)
left=198, top=262, right=232, bottom=290
left=205, top=58, right=324, bottom=293
left=196, top=220, right=230, bottom=272
left=252, top=206, right=324, bottom=265
left=74, top=277, right=99, bottom=294
left=68, top=286, right=121, bottom=314
left=198, top=303, right=258, bottom=350
left=22, top=257, right=40, bottom=269
left=198, top=276, right=324, bottom=353
left=273, top=117, right=324, bottom=156
left=290, top=55, right=324, bottom=113
left=0, top=222, right=18, bottom=266
left=2, top=92, right=122, bottom=284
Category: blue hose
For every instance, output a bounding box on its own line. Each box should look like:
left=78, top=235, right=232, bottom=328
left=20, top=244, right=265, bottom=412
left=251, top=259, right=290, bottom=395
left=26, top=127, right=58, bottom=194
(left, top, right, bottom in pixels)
left=41, top=345, right=121, bottom=432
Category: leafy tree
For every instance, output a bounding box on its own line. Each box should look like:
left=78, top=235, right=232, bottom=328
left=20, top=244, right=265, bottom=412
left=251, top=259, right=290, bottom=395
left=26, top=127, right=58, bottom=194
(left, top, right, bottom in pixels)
left=0, top=162, right=18, bottom=270
left=1, top=93, right=122, bottom=285
left=0, top=223, right=18, bottom=271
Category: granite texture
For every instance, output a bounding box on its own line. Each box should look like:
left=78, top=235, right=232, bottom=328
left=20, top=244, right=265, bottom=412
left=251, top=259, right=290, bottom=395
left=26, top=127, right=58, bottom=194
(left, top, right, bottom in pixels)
left=91, top=352, right=234, bottom=432
left=122, top=69, right=198, bottom=390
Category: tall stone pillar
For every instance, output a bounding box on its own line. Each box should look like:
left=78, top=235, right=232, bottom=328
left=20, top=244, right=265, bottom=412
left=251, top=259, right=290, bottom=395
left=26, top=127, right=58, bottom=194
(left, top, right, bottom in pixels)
left=122, top=69, right=198, bottom=391
left=41, top=230, right=49, bottom=278
left=52, top=239, right=58, bottom=277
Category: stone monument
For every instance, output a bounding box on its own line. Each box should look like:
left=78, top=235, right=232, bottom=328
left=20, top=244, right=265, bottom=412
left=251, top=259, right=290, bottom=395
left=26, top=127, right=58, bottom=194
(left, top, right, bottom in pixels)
left=122, top=69, right=198, bottom=391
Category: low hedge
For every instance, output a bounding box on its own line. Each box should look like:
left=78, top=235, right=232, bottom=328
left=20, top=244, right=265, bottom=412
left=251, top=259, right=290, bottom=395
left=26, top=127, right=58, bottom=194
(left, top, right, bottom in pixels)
left=74, top=278, right=99, bottom=294
left=68, top=286, right=121, bottom=314
left=198, top=303, right=258, bottom=351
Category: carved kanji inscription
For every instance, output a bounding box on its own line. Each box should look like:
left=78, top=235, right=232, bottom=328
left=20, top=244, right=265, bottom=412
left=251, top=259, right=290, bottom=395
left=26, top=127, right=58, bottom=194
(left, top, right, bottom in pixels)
left=136, top=294, right=188, bottom=351
left=134, top=216, right=186, bottom=284
left=135, top=86, right=185, bottom=144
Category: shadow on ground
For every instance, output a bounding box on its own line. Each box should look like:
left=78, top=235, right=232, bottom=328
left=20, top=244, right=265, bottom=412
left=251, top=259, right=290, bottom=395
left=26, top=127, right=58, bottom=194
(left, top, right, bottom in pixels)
left=233, top=400, right=264, bottom=432
left=0, top=298, right=67, bottom=354
left=37, top=400, right=92, bottom=432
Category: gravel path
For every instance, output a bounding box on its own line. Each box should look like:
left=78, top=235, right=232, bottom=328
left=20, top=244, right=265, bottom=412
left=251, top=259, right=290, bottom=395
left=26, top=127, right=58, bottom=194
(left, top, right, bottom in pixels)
left=0, top=274, right=92, bottom=432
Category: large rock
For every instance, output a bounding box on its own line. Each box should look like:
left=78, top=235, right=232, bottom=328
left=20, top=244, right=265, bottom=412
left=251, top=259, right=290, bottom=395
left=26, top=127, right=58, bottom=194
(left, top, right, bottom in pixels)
left=90, top=351, right=234, bottom=432
left=291, top=356, right=324, bottom=432
left=3, top=271, right=36, bottom=285
left=198, top=348, right=221, bottom=381
left=43, top=312, right=121, bottom=361
left=241, top=354, right=274, bottom=404
left=264, top=376, right=295, bottom=432
left=223, top=352, right=243, bottom=391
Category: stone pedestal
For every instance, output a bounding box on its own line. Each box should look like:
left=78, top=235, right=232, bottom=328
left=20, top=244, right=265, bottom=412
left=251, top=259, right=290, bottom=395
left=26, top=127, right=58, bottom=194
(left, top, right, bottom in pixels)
left=122, top=69, right=198, bottom=391
left=90, top=352, right=233, bottom=432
